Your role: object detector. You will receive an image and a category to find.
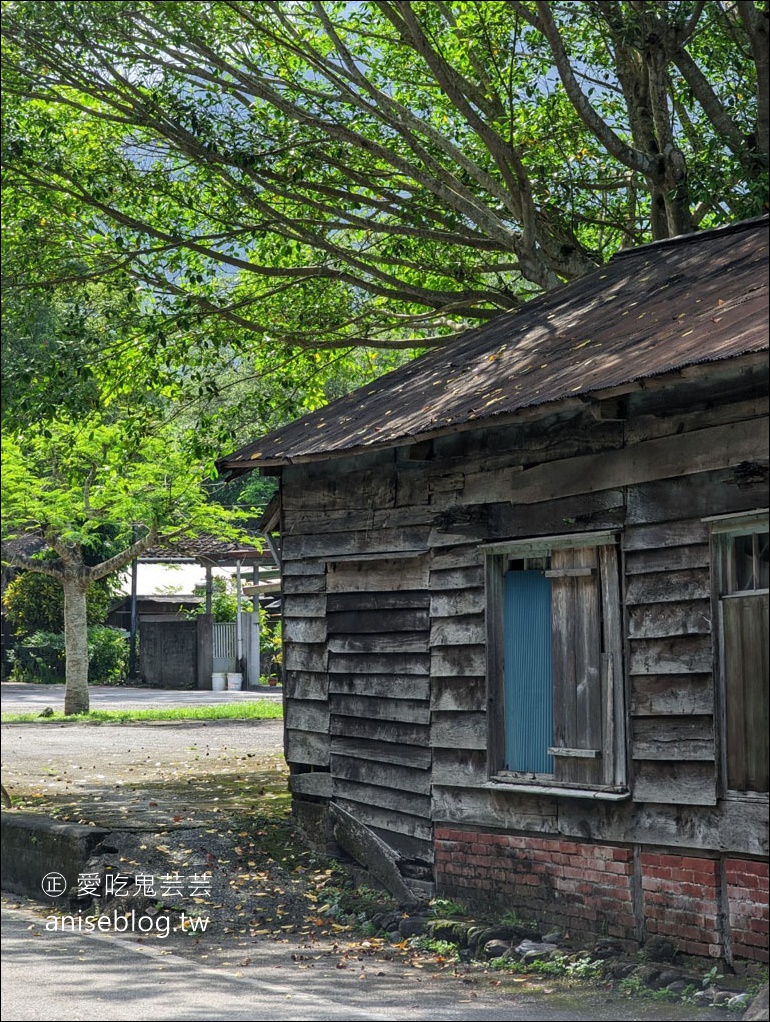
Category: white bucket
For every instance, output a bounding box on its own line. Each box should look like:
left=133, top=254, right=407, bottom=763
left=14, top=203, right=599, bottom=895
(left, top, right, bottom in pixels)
left=211, top=672, right=227, bottom=692
left=227, top=672, right=243, bottom=691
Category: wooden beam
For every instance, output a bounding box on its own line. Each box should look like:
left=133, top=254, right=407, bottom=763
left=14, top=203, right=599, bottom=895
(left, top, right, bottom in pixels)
left=329, top=803, right=423, bottom=907
left=289, top=772, right=332, bottom=797
left=463, top=418, right=768, bottom=506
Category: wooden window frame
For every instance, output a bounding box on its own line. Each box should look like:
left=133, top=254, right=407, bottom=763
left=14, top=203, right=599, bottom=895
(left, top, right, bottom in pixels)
left=708, top=511, right=769, bottom=798
left=485, top=531, right=627, bottom=797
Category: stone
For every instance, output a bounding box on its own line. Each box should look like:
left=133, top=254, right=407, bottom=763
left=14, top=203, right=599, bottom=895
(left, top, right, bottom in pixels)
left=522, top=947, right=557, bottom=964
left=468, top=925, right=520, bottom=955
left=1, top=812, right=108, bottom=902
left=606, top=961, right=637, bottom=980
left=514, top=939, right=559, bottom=961
left=484, top=939, right=512, bottom=960
left=397, top=916, right=428, bottom=938
left=637, top=965, right=663, bottom=987
left=665, top=981, right=689, bottom=995
left=372, top=911, right=401, bottom=932
left=425, top=919, right=473, bottom=946
left=658, top=969, right=686, bottom=988
left=742, top=984, right=768, bottom=1022
left=591, top=938, right=623, bottom=960
left=642, top=936, right=678, bottom=963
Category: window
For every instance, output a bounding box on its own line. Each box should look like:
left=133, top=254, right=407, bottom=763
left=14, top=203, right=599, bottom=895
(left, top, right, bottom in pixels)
left=486, top=532, right=626, bottom=795
left=710, top=512, right=769, bottom=794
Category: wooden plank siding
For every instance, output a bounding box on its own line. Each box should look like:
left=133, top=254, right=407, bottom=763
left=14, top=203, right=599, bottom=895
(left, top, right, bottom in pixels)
left=428, top=547, right=489, bottom=815
left=622, top=519, right=718, bottom=805
left=277, top=384, right=768, bottom=861
left=325, top=555, right=433, bottom=861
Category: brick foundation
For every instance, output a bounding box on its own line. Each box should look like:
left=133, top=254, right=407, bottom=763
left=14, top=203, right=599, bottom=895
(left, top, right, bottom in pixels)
left=640, top=852, right=721, bottom=958
left=726, top=859, right=769, bottom=964
left=434, top=827, right=769, bottom=963
left=434, top=828, right=638, bottom=949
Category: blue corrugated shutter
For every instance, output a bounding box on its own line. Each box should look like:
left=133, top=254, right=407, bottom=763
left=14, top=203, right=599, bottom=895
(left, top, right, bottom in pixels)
left=503, top=570, right=553, bottom=773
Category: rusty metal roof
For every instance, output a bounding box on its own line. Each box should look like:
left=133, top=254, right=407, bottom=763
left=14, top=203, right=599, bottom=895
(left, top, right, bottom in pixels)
left=221, top=217, right=768, bottom=472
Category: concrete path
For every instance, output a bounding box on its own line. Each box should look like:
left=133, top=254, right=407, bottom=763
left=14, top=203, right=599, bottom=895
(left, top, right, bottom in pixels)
left=0, top=682, right=282, bottom=715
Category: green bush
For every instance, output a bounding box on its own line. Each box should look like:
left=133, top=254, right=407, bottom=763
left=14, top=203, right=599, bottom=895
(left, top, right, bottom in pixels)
left=12, top=630, right=66, bottom=683
left=87, top=625, right=130, bottom=683
left=10, top=626, right=129, bottom=684
left=3, top=572, right=114, bottom=636
left=189, top=576, right=253, bottom=623
left=259, top=606, right=282, bottom=678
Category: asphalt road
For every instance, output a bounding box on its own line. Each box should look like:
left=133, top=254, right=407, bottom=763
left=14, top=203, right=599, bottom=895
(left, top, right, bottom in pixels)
left=0, top=682, right=282, bottom=715
left=1, top=906, right=730, bottom=1022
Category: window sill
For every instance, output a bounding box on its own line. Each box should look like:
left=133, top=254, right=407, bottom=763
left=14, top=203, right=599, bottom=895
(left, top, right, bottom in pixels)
left=487, top=776, right=630, bottom=801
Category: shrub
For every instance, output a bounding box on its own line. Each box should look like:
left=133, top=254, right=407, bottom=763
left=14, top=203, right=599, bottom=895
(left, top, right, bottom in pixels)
left=3, top=572, right=114, bottom=636
left=10, top=626, right=128, bottom=684
left=189, top=576, right=254, bottom=623
left=12, top=630, right=66, bottom=683
left=87, top=626, right=129, bottom=683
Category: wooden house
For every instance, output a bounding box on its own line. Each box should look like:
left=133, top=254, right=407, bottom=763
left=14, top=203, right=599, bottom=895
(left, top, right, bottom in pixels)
left=221, top=217, right=769, bottom=964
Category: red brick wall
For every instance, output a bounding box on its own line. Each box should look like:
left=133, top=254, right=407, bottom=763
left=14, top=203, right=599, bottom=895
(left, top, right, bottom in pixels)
left=434, top=828, right=637, bottom=949
left=640, top=852, right=721, bottom=959
left=726, top=859, right=769, bottom=964
left=434, top=827, right=769, bottom=963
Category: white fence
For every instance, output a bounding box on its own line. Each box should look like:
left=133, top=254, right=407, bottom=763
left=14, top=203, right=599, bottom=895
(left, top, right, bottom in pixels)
left=211, top=616, right=260, bottom=685
left=212, top=622, right=237, bottom=673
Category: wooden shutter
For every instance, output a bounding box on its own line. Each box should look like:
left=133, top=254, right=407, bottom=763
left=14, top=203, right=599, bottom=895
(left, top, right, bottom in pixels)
left=550, top=546, right=604, bottom=785
left=723, top=592, right=769, bottom=792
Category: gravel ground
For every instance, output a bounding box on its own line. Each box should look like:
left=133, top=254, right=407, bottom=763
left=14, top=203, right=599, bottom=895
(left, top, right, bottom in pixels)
left=1, top=719, right=286, bottom=829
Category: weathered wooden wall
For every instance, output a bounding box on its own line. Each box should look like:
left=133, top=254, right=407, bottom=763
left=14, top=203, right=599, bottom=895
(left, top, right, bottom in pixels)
left=279, top=353, right=769, bottom=863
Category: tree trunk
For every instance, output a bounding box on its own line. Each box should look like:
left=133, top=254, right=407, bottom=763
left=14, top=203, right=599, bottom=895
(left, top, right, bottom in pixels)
left=63, top=574, right=90, bottom=715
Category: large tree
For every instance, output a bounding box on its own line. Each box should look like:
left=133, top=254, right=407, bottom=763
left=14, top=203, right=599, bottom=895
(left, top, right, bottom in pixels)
left=2, top=1, right=766, bottom=353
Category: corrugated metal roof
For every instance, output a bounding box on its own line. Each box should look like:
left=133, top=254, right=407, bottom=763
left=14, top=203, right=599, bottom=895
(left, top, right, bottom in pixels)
left=221, top=217, right=768, bottom=471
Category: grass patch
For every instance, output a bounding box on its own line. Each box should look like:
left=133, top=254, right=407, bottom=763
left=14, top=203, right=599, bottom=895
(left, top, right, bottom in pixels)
left=490, top=951, right=605, bottom=980
left=428, top=897, right=467, bottom=918
left=1, top=701, right=283, bottom=724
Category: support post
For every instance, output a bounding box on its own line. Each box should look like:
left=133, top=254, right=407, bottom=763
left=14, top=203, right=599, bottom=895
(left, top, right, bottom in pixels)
left=235, top=560, right=243, bottom=672
left=129, top=552, right=139, bottom=680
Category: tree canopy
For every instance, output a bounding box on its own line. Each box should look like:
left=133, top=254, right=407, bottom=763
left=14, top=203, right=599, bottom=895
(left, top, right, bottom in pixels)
left=2, top=0, right=766, bottom=354
left=0, top=390, right=257, bottom=709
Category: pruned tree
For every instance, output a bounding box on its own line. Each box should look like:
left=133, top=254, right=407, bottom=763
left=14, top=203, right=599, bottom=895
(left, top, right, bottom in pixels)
left=2, top=1, right=766, bottom=352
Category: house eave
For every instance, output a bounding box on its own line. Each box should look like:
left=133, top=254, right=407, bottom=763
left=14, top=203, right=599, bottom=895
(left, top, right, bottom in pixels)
left=220, top=348, right=768, bottom=473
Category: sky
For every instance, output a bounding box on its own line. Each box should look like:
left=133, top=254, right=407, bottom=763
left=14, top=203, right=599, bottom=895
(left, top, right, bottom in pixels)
left=117, top=563, right=238, bottom=596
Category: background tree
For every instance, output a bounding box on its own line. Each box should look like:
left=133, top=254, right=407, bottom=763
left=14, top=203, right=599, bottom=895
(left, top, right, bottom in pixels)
left=1, top=0, right=766, bottom=356
left=0, top=233, right=254, bottom=714
left=1, top=411, right=253, bottom=714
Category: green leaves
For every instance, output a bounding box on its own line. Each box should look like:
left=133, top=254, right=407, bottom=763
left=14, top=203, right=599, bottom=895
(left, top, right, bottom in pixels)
left=3, top=1, right=765, bottom=352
